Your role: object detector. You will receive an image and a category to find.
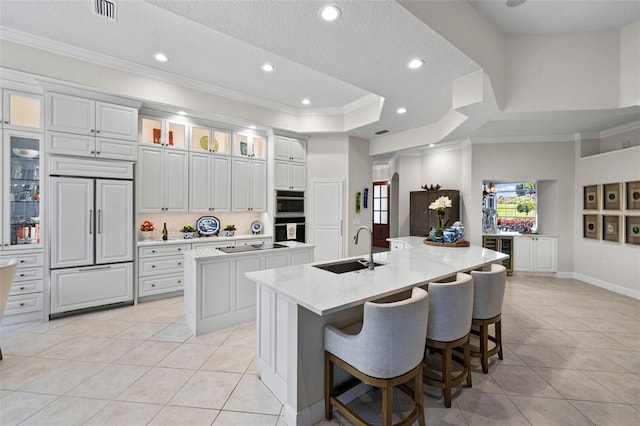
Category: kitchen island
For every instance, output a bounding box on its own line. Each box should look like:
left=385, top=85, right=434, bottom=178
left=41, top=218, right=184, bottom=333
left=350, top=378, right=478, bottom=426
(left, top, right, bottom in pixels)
left=245, top=237, right=508, bottom=426
left=183, top=241, right=314, bottom=336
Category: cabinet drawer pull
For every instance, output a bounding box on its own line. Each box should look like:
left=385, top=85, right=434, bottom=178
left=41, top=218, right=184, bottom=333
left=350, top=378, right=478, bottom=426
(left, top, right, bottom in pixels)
left=177, top=262, right=181, bottom=266
left=20, top=303, right=25, bottom=307
left=151, top=265, right=155, bottom=268
left=20, top=286, right=25, bottom=290
left=177, top=248, right=182, bottom=252
left=151, top=283, right=156, bottom=287
left=19, top=273, right=25, bottom=277
left=178, top=280, right=182, bottom=283
left=151, top=250, right=156, bottom=253
left=19, top=259, right=25, bottom=263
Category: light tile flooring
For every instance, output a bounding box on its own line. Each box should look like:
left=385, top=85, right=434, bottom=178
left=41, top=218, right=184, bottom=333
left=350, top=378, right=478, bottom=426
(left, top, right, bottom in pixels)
left=1, top=275, right=639, bottom=425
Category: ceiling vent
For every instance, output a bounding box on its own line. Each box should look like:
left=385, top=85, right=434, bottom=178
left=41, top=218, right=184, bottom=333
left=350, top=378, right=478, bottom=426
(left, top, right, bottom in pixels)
left=94, top=0, right=117, bottom=21
left=374, top=130, right=389, bottom=135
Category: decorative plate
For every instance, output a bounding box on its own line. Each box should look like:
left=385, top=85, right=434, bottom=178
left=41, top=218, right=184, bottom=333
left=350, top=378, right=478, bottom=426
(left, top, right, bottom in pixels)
left=12, top=148, right=39, bottom=158
left=251, top=220, right=263, bottom=233
left=200, top=135, right=209, bottom=150
left=196, top=216, right=220, bottom=236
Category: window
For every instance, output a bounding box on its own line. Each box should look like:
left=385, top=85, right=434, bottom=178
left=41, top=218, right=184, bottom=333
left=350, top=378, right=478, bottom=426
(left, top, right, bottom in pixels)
left=483, top=182, right=537, bottom=232
left=373, top=182, right=388, bottom=225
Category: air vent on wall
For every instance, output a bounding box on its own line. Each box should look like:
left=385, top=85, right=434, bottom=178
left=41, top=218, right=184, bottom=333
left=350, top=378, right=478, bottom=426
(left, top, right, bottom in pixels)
left=94, top=0, right=117, bottom=21
left=374, top=130, right=389, bottom=135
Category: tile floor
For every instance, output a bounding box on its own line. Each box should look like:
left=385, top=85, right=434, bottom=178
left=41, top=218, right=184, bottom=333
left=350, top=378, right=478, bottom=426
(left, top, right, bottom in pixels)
left=1, top=274, right=639, bottom=425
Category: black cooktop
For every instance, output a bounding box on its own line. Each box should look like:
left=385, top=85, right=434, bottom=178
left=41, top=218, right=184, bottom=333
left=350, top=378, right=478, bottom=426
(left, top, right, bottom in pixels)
left=217, top=243, right=288, bottom=254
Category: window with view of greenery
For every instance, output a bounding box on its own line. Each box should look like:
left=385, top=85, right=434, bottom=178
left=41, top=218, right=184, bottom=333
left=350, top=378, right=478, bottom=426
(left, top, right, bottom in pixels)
left=495, top=182, right=537, bottom=232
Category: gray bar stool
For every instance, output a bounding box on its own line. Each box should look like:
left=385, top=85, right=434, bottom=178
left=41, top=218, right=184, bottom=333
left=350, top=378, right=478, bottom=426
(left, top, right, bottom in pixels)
left=324, top=287, right=429, bottom=426
left=423, top=272, right=473, bottom=408
left=470, top=263, right=506, bottom=373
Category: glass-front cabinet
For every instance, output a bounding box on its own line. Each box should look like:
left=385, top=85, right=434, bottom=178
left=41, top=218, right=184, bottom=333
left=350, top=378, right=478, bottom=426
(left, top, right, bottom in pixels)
left=2, top=130, right=43, bottom=249
left=191, top=125, right=230, bottom=154
left=140, top=117, right=187, bottom=149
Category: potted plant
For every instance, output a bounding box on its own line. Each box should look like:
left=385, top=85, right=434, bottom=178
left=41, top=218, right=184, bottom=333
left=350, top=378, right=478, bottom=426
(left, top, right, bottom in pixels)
left=224, top=224, right=236, bottom=237
left=180, top=224, right=196, bottom=239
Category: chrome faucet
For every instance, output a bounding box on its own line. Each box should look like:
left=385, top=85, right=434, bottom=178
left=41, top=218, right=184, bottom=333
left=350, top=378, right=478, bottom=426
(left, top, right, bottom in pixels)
left=353, top=225, right=375, bottom=270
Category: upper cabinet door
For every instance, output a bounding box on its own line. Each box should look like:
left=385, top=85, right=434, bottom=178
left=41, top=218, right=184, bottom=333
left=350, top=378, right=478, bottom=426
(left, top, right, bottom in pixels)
left=164, top=150, right=188, bottom=212
left=189, top=152, right=213, bottom=213
left=96, top=102, right=138, bottom=141
left=138, top=146, right=165, bottom=212
left=290, top=139, right=306, bottom=162
left=213, top=155, right=231, bottom=212
left=2, top=90, right=43, bottom=131
left=47, top=93, right=95, bottom=135
left=274, top=137, right=291, bottom=161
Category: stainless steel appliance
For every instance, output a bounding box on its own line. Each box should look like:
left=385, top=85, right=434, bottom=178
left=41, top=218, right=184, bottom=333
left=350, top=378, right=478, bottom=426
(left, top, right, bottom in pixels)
left=275, top=190, right=304, bottom=217
left=274, top=217, right=306, bottom=243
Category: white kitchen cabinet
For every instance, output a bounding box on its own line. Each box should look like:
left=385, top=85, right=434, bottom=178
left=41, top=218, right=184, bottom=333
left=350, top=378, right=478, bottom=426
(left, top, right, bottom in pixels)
left=47, top=131, right=137, bottom=161
left=274, top=160, right=305, bottom=190
left=47, top=92, right=138, bottom=141
left=232, top=132, right=267, bottom=158
left=232, top=157, right=266, bottom=212
left=274, top=136, right=306, bottom=162
left=189, top=152, right=231, bottom=213
left=2, top=89, right=43, bottom=131
left=2, top=130, right=44, bottom=251
left=50, top=263, right=133, bottom=314
left=137, top=243, right=189, bottom=299
left=50, top=177, right=133, bottom=268
left=0, top=250, right=45, bottom=324
left=138, top=145, right=188, bottom=212
left=513, top=236, right=557, bottom=272
left=140, top=116, right=188, bottom=149
left=191, top=124, right=230, bottom=154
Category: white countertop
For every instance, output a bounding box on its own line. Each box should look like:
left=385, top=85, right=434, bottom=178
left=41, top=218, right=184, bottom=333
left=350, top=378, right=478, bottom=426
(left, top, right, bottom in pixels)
left=137, top=233, right=271, bottom=247
left=246, top=236, right=508, bottom=316
left=184, top=240, right=313, bottom=260
left=481, top=233, right=557, bottom=237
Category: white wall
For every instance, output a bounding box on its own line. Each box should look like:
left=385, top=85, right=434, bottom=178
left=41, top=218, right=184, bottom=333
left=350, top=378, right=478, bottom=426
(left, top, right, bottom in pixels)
left=620, top=21, right=640, bottom=107
left=470, top=141, right=575, bottom=273
left=573, top=144, right=640, bottom=297
left=347, top=137, right=373, bottom=257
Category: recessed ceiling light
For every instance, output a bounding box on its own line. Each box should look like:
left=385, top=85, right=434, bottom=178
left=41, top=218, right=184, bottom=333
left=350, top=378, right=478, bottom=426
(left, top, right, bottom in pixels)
left=176, top=111, right=188, bottom=116
left=154, top=53, right=168, bottom=62
left=320, top=5, right=341, bottom=21
left=408, top=59, right=425, bottom=69
left=397, top=107, right=407, bottom=114
left=249, top=125, right=257, bottom=129
left=262, top=63, right=275, bottom=72
left=302, top=98, right=311, bottom=105
left=506, top=0, right=527, bottom=7
left=429, top=144, right=435, bottom=147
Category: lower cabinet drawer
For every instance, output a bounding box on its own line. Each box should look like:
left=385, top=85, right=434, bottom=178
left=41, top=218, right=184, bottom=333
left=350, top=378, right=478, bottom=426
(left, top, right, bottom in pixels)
left=10, top=279, right=43, bottom=296
left=5, top=293, right=44, bottom=316
left=139, top=273, right=184, bottom=297
left=139, top=256, right=184, bottom=275
left=14, top=267, right=44, bottom=282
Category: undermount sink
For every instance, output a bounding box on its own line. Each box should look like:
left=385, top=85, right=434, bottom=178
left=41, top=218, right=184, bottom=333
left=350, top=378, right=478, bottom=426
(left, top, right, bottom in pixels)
left=313, top=258, right=386, bottom=274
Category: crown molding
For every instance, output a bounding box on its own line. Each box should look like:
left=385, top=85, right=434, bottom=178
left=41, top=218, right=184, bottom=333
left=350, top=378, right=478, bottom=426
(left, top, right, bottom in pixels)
left=470, top=133, right=576, bottom=144
left=0, top=27, right=305, bottom=115
left=600, top=119, right=640, bottom=138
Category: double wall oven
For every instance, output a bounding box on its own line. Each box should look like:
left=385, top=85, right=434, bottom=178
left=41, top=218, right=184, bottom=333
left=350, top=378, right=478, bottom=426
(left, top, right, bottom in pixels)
left=274, top=190, right=305, bottom=242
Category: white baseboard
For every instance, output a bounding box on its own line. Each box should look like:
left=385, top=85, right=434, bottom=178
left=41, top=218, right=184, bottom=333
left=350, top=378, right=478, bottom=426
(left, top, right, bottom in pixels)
left=558, top=272, right=639, bottom=300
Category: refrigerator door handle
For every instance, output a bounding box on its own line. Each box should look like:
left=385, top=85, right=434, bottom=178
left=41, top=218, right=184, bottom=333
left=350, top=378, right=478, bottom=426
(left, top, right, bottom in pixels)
left=78, top=265, right=112, bottom=272
left=89, top=210, right=93, bottom=235
left=98, top=210, right=102, bottom=234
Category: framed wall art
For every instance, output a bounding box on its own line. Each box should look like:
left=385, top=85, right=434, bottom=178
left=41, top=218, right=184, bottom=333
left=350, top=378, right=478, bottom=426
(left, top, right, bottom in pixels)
left=626, top=181, right=640, bottom=210
left=603, top=183, right=622, bottom=210
left=602, top=215, right=620, bottom=242
left=626, top=216, right=640, bottom=245
left=583, top=185, right=598, bottom=210
left=583, top=214, right=598, bottom=239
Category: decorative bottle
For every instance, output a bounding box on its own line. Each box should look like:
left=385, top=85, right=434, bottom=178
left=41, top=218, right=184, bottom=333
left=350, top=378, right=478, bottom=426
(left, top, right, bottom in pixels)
left=162, top=222, right=168, bottom=241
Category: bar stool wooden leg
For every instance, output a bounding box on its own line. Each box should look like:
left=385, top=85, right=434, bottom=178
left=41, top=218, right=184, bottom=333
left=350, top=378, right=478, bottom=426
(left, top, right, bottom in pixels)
left=415, top=365, right=425, bottom=426
left=480, top=322, right=489, bottom=374
left=443, top=346, right=452, bottom=407
left=496, top=319, right=503, bottom=360
left=382, top=382, right=393, bottom=425
left=325, top=352, right=333, bottom=420
left=464, top=339, right=472, bottom=387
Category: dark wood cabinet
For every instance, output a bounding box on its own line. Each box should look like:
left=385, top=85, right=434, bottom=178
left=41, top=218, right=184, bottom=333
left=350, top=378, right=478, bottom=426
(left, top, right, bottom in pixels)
left=409, top=190, right=460, bottom=237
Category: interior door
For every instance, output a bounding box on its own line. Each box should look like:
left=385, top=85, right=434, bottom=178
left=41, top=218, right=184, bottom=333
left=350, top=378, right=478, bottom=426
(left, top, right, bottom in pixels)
left=50, top=177, right=94, bottom=268
left=95, top=179, right=133, bottom=264
left=372, top=181, right=390, bottom=248
left=311, top=178, right=344, bottom=262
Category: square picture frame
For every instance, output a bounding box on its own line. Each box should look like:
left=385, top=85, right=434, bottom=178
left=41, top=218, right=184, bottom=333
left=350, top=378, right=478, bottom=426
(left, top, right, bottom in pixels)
left=602, top=215, right=620, bottom=242
left=583, top=185, right=598, bottom=210
left=626, top=181, right=640, bottom=210
left=626, top=216, right=640, bottom=245
left=583, top=214, right=598, bottom=239
left=603, top=182, right=622, bottom=210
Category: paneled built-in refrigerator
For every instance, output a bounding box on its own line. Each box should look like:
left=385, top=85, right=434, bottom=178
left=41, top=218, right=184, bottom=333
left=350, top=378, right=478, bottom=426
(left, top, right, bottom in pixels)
left=49, top=158, right=134, bottom=316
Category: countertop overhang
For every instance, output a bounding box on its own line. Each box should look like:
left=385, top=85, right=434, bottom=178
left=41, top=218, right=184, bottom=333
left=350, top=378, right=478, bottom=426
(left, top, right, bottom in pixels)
left=185, top=240, right=312, bottom=259
left=246, top=237, right=508, bottom=316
